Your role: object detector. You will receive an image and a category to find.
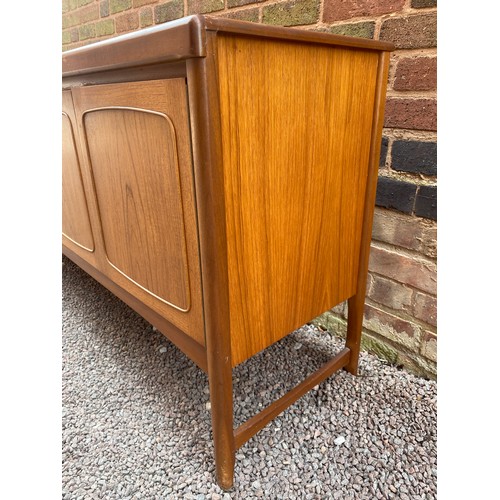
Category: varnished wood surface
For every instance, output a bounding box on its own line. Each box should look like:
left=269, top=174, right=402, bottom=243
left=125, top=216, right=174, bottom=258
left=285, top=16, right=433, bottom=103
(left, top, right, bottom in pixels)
left=62, top=15, right=205, bottom=76
left=83, top=104, right=190, bottom=312
left=62, top=15, right=393, bottom=80
left=62, top=61, right=187, bottom=90
left=204, top=16, right=394, bottom=51
left=71, top=79, right=205, bottom=345
left=62, top=91, right=95, bottom=254
left=217, top=34, right=379, bottom=365
left=186, top=34, right=235, bottom=490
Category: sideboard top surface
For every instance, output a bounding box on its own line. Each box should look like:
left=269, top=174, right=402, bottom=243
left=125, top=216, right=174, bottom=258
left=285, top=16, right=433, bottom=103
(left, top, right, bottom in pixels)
left=62, top=15, right=394, bottom=78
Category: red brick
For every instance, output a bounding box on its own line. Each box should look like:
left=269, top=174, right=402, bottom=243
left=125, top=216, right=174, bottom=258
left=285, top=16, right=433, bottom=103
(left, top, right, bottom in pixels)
left=154, top=0, right=183, bottom=23
left=369, top=245, right=437, bottom=294
left=372, top=209, right=437, bottom=259
left=421, top=225, right=437, bottom=259
left=323, top=0, right=405, bottom=22
left=96, top=19, right=115, bottom=36
left=223, top=7, right=260, bottom=22
left=367, top=274, right=412, bottom=311
left=363, top=304, right=420, bottom=350
left=110, top=0, right=132, bottom=14
left=420, top=331, right=436, bottom=362
left=372, top=208, right=421, bottom=250
left=372, top=208, right=425, bottom=252
left=413, top=292, right=436, bottom=326
left=393, top=57, right=437, bottom=91
left=326, top=21, right=375, bottom=39
left=100, top=0, right=109, bottom=17
left=140, top=7, right=154, bottom=27
left=188, top=0, right=224, bottom=14
left=133, top=0, right=157, bottom=6
left=62, top=0, right=77, bottom=13
left=412, top=0, right=436, bottom=8
left=63, top=3, right=99, bottom=28
left=62, top=30, right=72, bottom=45
left=227, top=0, right=264, bottom=7
left=384, top=98, right=437, bottom=131
left=380, top=13, right=436, bottom=49
left=262, top=0, right=320, bottom=26
left=115, top=11, right=139, bottom=32
left=79, top=23, right=96, bottom=40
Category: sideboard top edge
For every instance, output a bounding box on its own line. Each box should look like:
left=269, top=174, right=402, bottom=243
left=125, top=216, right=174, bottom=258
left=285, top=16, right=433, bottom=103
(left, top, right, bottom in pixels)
left=62, top=15, right=206, bottom=78
left=202, top=15, right=395, bottom=52
left=62, top=14, right=394, bottom=78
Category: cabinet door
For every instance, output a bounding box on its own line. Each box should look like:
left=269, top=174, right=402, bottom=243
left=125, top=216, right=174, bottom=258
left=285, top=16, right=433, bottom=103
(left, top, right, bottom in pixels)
left=71, top=79, right=204, bottom=345
left=62, top=91, right=95, bottom=255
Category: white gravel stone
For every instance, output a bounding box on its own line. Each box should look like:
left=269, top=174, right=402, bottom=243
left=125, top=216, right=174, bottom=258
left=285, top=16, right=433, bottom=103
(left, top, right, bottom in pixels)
left=62, top=257, right=437, bottom=499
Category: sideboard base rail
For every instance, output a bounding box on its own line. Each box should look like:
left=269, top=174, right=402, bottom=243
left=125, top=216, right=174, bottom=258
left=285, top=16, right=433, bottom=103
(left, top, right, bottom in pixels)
left=233, top=347, right=351, bottom=450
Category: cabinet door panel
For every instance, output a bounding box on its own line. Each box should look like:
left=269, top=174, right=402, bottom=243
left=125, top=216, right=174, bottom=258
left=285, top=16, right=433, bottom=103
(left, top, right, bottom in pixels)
left=83, top=107, right=190, bottom=311
left=72, top=79, right=204, bottom=345
left=62, top=91, right=95, bottom=253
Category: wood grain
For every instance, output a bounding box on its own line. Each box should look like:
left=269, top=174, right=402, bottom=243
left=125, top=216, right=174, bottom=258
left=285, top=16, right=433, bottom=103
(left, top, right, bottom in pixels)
left=72, top=79, right=205, bottom=345
left=216, top=35, right=380, bottom=365
left=62, top=15, right=205, bottom=77
left=83, top=107, right=190, bottom=311
left=204, top=15, right=394, bottom=52
left=186, top=34, right=235, bottom=489
left=62, top=60, right=187, bottom=90
left=62, top=91, right=95, bottom=253
left=62, top=15, right=392, bottom=82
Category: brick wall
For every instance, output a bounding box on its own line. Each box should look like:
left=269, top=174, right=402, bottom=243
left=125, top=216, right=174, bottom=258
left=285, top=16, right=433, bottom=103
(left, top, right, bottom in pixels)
left=62, top=0, right=437, bottom=378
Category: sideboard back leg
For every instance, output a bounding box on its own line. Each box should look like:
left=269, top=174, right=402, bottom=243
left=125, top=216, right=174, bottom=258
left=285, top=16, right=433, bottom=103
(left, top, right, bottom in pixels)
left=345, top=294, right=364, bottom=375
left=345, top=50, right=391, bottom=376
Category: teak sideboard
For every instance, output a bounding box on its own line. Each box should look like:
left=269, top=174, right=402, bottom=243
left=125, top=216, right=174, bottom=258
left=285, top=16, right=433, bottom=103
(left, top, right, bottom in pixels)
left=62, top=15, right=393, bottom=489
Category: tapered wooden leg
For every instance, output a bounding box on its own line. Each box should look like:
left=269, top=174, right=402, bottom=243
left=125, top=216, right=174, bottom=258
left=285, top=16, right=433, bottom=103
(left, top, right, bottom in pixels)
left=207, top=353, right=235, bottom=490
left=186, top=41, right=236, bottom=490
left=345, top=294, right=365, bottom=375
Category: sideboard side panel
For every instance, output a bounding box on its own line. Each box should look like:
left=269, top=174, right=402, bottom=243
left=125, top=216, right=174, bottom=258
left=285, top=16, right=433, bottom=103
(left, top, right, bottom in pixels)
left=216, top=35, right=380, bottom=365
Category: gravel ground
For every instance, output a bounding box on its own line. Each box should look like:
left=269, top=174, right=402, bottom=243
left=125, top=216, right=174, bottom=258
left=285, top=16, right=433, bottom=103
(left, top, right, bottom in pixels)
left=62, top=256, right=437, bottom=499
